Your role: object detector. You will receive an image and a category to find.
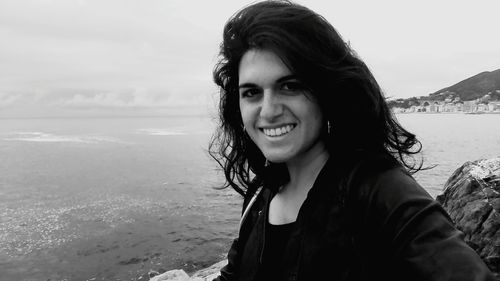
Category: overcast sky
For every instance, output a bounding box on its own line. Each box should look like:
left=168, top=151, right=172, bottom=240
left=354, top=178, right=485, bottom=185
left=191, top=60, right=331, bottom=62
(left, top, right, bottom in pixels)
left=1, top=0, right=499, bottom=117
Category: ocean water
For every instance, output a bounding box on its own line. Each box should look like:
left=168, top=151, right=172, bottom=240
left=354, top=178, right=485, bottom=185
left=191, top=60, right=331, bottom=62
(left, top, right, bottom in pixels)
left=397, top=113, right=500, bottom=197
left=0, top=116, right=242, bottom=281
left=0, top=114, right=499, bottom=280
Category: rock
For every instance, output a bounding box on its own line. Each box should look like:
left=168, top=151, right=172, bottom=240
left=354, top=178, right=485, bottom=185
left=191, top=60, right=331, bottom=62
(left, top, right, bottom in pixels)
left=190, top=260, right=227, bottom=281
left=146, top=260, right=227, bottom=281
left=149, top=270, right=161, bottom=278
left=437, top=157, right=500, bottom=278
left=149, top=269, right=190, bottom=281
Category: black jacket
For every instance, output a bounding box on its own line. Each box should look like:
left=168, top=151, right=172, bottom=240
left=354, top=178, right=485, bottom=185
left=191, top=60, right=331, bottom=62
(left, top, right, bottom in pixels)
left=214, top=154, right=495, bottom=281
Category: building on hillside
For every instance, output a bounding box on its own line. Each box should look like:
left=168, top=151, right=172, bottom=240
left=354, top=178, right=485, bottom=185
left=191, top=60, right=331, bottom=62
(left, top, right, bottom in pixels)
left=414, top=105, right=424, bottom=112
left=392, top=107, right=405, bottom=113
left=488, top=101, right=500, bottom=111
left=477, top=103, right=488, bottom=112
left=442, top=103, right=454, bottom=112
left=430, top=102, right=440, bottom=113
left=392, top=97, right=500, bottom=113
left=463, top=100, right=478, bottom=112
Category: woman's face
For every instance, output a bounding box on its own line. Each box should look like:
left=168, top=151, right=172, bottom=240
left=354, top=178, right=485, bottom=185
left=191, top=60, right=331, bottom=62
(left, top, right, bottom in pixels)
left=238, top=49, right=326, bottom=164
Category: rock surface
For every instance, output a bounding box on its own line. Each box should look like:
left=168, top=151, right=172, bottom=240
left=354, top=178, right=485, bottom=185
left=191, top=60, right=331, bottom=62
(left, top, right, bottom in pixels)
left=148, top=269, right=190, bottom=281
left=147, top=260, right=227, bottom=281
left=189, top=260, right=228, bottom=281
left=437, top=157, right=500, bottom=278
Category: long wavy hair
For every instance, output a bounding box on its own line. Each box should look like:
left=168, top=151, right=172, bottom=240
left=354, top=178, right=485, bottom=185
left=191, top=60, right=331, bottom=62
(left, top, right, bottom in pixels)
left=210, top=0, right=423, bottom=198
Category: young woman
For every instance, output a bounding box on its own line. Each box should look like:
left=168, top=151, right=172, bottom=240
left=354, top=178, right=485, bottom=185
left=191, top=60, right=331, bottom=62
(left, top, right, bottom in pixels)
left=209, top=1, right=495, bottom=280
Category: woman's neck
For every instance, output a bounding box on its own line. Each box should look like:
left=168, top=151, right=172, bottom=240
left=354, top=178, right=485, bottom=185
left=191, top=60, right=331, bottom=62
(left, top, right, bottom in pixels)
left=284, top=143, right=329, bottom=195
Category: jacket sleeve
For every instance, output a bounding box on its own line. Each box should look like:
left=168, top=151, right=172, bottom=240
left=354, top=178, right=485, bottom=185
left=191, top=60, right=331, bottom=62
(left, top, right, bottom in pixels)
left=212, top=238, right=240, bottom=281
left=212, top=187, right=264, bottom=281
left=356, top=167, right=496, bottom=281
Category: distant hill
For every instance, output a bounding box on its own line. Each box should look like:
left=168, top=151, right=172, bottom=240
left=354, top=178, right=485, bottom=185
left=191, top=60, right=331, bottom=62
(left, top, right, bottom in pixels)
left=429, top=68, right=500, bottom=101
left=388, top=68, right=500, bottom=108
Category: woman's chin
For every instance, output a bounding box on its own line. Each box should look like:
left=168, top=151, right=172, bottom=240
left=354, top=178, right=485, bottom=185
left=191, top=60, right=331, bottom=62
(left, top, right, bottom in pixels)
left=263, top=153, right=291, bottom=164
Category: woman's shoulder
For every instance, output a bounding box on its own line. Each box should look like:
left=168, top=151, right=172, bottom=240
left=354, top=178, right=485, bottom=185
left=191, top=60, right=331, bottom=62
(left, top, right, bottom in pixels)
left=344, top=153, right=442, bottom=242
left=350, top=151, right=401, bottom=177
left=344, top=152, right=433, bottom=211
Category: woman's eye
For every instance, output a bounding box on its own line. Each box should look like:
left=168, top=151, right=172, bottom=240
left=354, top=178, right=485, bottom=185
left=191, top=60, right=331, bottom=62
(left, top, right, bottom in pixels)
left=240, top=88, right=260, bottom=98
left=282, top=81, right=305, bottom=92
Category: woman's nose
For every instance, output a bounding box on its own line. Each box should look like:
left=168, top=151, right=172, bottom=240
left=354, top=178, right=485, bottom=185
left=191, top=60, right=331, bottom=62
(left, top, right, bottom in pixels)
left=259, top=91, right=283, bottom=120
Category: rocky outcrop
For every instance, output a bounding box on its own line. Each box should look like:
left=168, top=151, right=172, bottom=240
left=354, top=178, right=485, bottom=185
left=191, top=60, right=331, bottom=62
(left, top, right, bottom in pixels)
left=437, top=157, right=500, bottom=278
left=149, top=269, right=189, bottom=281
left=148, top=260, right=227, bottom=281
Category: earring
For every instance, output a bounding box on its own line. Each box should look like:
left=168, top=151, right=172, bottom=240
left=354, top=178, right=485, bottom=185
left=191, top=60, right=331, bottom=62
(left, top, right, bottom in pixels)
left=264, top=159, right=270, bottom=167
left=327, top=120, right=331, bottom=135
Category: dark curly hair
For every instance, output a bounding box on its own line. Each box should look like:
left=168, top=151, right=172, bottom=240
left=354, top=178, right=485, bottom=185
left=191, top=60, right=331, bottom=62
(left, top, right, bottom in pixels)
left=209, top=0, right=422, bottom=198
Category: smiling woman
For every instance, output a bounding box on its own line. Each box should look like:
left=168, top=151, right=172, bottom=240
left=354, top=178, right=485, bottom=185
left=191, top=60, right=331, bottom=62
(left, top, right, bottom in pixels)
left=208, top=1, right=495, bottom=280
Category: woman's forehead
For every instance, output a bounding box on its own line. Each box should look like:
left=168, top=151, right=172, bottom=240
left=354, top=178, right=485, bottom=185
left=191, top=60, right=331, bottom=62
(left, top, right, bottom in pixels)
left=238, top=49, right=293, bottom=85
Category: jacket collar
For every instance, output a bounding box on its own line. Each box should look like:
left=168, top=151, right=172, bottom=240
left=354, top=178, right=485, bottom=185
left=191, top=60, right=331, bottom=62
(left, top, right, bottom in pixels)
left=260, top=157, right=342, bottom=231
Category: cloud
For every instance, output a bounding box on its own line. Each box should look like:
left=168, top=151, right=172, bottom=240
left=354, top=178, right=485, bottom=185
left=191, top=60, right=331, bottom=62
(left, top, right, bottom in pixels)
left=1, top=0, right=499, bottom=108
left=0, top=87, right=213, bottom=108
left=0, top=92, right=22, bottom=107
left=0, top=0, right=220, bottom=107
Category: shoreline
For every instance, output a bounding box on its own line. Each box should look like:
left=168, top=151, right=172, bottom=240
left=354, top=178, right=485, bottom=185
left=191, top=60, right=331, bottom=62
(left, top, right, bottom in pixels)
left=394, top=111, right=500, bottom=114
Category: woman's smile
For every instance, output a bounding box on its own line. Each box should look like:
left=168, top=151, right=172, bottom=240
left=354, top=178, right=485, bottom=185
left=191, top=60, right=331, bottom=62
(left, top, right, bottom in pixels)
left=260, top=124, right=296, bottom=138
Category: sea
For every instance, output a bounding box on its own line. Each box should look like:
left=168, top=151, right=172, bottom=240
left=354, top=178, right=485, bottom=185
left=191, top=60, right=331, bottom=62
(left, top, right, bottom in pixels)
left=0, top=113, right=499, bottom=281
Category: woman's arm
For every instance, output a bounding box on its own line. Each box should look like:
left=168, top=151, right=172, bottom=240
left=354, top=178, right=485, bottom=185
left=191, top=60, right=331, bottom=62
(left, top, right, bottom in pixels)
left=356, top=167, right=496, bottom=281
left=212, top=238, right=240, bottom=281
left=212, top=187, right=264, bottom=281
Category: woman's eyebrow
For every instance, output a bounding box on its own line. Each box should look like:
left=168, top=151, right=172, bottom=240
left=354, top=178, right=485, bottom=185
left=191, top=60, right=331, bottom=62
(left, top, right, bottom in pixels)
left=238, top=75, right=299, bottom=89
left=238, top=82, right=257, bottom=89
left=276, top=75, right=299, bottom=83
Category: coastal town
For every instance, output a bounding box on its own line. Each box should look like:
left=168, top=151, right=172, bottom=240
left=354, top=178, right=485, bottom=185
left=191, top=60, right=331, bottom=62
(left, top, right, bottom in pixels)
left=391, top=90, right=500, bottom=114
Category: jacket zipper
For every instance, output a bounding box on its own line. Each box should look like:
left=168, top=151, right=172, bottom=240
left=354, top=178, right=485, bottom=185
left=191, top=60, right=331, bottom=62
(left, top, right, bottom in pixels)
left=259, top=209, right=266, bottom=264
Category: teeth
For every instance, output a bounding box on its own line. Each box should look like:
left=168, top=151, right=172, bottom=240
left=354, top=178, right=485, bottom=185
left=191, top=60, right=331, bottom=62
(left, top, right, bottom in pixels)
left=263, top=125, right=294, bottom=137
